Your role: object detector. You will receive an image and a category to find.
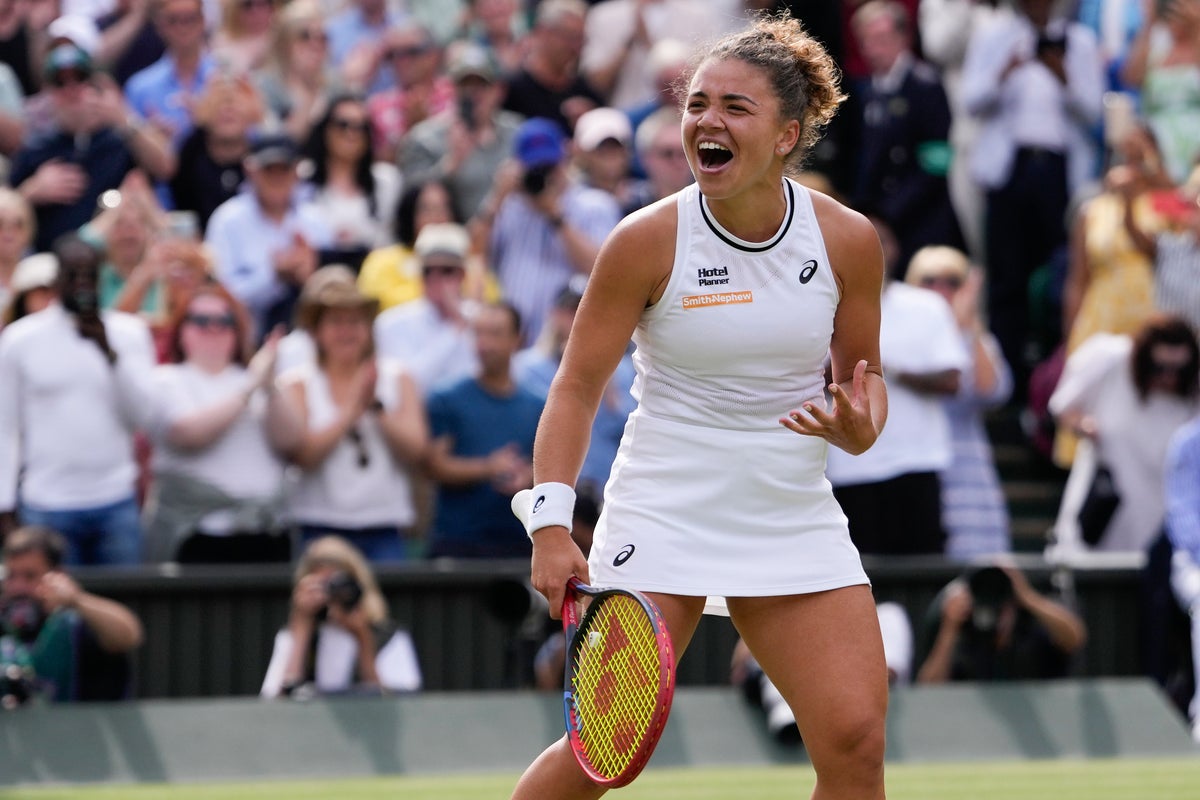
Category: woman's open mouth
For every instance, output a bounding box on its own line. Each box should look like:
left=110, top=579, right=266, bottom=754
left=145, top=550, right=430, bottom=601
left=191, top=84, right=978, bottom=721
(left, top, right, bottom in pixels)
left=697, top=141, right=732, bottom=170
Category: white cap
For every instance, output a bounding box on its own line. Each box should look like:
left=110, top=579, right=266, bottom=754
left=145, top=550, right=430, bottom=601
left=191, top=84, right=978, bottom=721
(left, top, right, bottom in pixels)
left=414, top=223, right=470, bottom=261
left=573, top=107, right=632, bottom=152
left=47, top=15, right=100, bottom=57
left=11, top=253, right=59, bottom=295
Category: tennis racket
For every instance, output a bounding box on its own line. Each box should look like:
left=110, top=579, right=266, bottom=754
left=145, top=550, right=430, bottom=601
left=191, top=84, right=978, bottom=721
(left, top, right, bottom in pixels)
left=561, top=577, right=675, bottom=787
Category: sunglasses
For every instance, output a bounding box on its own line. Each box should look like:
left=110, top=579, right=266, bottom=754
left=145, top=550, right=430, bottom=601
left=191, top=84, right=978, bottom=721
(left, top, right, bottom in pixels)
left=386, top=44, right=431, bottom=60
left=422, top=263, right=465, bottom=278
left=1150, top=361, right=1188, bottom=375
left=296, top=28, right=327, bottom=44
left=48, top=69, right=92, bottom=89
left=239, top=0, right=272, bottom=10
left=330, top=117, right=369, bottom=133
left=347, top=426, right=370, bottom=469
left=185, top=312, right=237, bottom=330
left=919, top=275, right=964, bottom=291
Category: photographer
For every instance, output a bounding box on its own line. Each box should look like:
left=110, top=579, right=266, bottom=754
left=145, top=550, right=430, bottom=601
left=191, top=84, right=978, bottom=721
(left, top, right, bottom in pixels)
left=915, top=562, right=1087, bottom=683
left=0, top=526, right=143, bottom=706
left=260, top=535, right=421, bottom=699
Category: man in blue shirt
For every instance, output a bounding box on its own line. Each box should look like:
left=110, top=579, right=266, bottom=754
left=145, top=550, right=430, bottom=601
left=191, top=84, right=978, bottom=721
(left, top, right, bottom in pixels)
left=425, top=302, right=544, bottom=559
left=1164, top=414, right=1200, bottom=742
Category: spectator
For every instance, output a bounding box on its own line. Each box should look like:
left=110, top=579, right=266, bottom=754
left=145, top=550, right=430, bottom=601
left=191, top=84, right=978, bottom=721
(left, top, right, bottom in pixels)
left=362, top=20, right=451, bottom=161
left=625, top=37, right=688, bottom=179
left=1, top=252, right=57, bottom=327
left=424, top=301, right=543, bottom=559
left=0, top=234, right=157, bottom=563
left=209, top=0, right=276, bottom=76
left=1163, top=408, right=1200, bottom=741
left=905, top=245, right=1014, bottom=560
left=142, top=283, right=302, bottom=563
left=10, top=40, right=175, bottom=252
left=826, top=217, right=969, bottom=556
left=0, top=187, right=35, bottom=314
left=580, top=0, right=724, bottom=109
left=1050, top=314, right=1200, bottom=553
left=169, top=71, right=264, bottom=233
left=623, top=105, right=693, bottom=212
left=79, top=170, right=166, bottom=314
left=122, top=0, right=216, bottom=151
left=253, top=0, right=334, bottom=146
left=0, top=0, right=38, bottom=97
left=326, top=0, right=408, bottom=98
left=915, top=563, right=1087, bottom=683
left=279, top=272, right=428, bottom=561
left=570, top=105, right=639, bottom=214
left=501, top=0, right=603, bottom=135
left=960, top=0, right=1105, bottom=401
left=357, top=177, right=462, bottom=311
left=260, top=534, right=422, bottom=698
left=1120, top=0, right=1200, bottom=183
left=373, top=222, right=479, bottom=396
left=851, top=0, right=963, bottom=277
left=301, top=91, right=401, bottom=272
left=398, top=38, right=523, bottom=219
left=0, top=526, right=144, bottom=704
left=0, top=57, right=24, bottom=180
left=484, top=116, right=621, bottom=344
left=206, top=131, right=333, bottom=338
left=94, top=0, right=166, bottom=87
left=112, top=234, right=214, bottom=359
left=513, top=275, right=635, bottom=493
left=456, top=0, right=527, bottom=76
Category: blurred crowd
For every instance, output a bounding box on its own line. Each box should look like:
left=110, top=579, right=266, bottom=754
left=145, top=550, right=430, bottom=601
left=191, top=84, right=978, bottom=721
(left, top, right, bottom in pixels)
left=0, top=0, right=1198, bottom=736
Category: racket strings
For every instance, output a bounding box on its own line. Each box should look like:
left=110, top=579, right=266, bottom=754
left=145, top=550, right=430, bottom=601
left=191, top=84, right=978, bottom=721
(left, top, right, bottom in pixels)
left=571, top=595, right=667, bottom=778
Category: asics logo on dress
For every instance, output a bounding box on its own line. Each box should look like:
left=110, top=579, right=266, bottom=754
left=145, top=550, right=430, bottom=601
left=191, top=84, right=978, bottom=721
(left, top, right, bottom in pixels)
left=697, top=266, right=730, bottom=286
left=799, top=259, right=818, bottom=284
left=532, top=495, right=546, bottom=513
left=613, top=544, right=636, bottom=567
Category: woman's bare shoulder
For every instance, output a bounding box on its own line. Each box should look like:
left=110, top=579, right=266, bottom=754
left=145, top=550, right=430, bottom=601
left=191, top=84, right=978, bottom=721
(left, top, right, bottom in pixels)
left=592, top=194, right=679, bottom=300
left=806, top=188, right=883, bottom=290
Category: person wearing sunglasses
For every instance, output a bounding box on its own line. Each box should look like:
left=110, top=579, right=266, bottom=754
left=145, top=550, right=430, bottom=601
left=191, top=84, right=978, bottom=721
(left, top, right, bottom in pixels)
left=211, top=0, right=277, bottom=76
left=279, top=269, right=428, bottom=562
left=9, top=41, right=175, bottom=252
left=363, top=21, right=453, bottom=162
left=142, top=283, right=302, bottom=563
left=255, top=0, right=335, bottom=146
left=1051, top=313, right=1200, bottom=553
left=905, top=245, right=1014, bottom=561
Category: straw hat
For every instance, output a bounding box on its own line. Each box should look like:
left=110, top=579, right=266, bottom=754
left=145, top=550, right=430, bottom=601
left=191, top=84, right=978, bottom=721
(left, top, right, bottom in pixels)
left=294, top=266, right=378, bottom=331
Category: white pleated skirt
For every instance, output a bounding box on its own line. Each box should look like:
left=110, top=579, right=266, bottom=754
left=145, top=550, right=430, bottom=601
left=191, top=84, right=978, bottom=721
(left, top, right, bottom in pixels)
left=587, top=412, right=870, bottom=615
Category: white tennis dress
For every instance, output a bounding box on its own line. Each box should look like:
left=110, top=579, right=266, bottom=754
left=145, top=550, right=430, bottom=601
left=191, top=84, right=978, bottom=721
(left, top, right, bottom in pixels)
left=587, top=178, right=870, bottom=613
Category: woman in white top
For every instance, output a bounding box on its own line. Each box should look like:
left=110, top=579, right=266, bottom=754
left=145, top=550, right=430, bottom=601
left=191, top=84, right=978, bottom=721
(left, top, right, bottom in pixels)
left=510, top=14, right=889, bottom=800
left=144, top=283, right=302, bottom=562
left=280, top=270, right=428, bottom=561
left=260, top=534, right=422, bottom=698
left=0, top=187, right=34, bottom=324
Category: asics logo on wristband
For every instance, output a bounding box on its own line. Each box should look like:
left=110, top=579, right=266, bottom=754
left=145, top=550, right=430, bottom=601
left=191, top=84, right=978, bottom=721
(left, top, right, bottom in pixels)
left=533, top=495, right=546, bottom=514
left=613, top=544, right=636, bottom=567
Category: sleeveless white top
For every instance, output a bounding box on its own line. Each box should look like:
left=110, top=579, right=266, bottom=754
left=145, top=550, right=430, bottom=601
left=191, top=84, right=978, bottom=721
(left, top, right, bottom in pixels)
left=587, top=180, right=869, bottom=608
left=282, top=358, right=417, bottom=529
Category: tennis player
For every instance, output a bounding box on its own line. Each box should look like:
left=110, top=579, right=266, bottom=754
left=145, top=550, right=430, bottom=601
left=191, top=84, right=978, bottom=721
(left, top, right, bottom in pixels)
left=513, top=12, right=889, bottom=800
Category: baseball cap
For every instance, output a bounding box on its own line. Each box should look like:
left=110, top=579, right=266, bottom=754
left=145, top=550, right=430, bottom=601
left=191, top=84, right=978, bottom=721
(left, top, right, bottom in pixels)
left=514, top=118, right=566, bottom=168
left=574, top=107, right=632, bottom=152
left=42, top=43, right=93, bottom=79
left=414, top=222, right=470, bottom=261
left=446, top=40, right=497, bottom=83
left=48, top=14, right=100, bottom=57
left=11, top=253, right=59, bottom=294
left=247, top=132, right=300, bottom=167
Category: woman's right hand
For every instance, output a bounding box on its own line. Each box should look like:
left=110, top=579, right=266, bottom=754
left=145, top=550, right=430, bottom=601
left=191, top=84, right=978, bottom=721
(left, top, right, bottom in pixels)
left=290, top=573, right=329, bottom=621
left=529, top=529, right=590, bottom=621
left=247, top=328, right=283, bottom=391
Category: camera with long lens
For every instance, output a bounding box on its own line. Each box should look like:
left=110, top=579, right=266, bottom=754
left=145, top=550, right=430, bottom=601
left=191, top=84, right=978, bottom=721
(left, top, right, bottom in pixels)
left=521, top=164, right=555, bottom=196
left=324, top=570, right=363, bottom=612
left=0, top=596, right=45, bottom=710
left=966, top=566, right=1014, bottom=635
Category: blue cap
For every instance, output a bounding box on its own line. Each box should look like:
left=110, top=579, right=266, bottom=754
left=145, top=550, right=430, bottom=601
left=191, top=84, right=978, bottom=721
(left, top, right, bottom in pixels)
left=514, top=118, right=566, bottom=168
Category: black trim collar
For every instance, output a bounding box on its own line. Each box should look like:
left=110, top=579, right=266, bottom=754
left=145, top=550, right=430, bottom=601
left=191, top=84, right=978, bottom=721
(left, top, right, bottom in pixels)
left=698, top=180, right=795, bottom=253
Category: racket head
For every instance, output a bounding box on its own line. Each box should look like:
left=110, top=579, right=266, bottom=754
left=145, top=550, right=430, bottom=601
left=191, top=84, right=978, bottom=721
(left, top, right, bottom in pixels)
left=561, top=578, right=675, bottom=788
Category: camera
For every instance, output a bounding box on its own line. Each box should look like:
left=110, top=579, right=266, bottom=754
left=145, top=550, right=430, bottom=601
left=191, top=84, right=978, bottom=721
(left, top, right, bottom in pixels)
left=0, top=596, right=45, bottom=643
left=521, top=164, right=555, bottom=196
left=966, top=566, right=1014, bottom=634
left=324, top=571, right=363, bottom=612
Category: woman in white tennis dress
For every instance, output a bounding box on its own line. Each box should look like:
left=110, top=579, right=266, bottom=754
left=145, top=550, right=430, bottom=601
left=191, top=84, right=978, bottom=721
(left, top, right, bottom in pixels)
left=511, top=14, right=890, bottom=800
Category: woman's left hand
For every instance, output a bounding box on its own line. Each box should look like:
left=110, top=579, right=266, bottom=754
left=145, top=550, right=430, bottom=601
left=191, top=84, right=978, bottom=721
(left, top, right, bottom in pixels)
left=780, top=359, right=879, bottom=455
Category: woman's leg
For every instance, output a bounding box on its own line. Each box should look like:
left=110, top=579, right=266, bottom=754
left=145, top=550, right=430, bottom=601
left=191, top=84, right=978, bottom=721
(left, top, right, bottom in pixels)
left=728, top=586, right=888, bottom=800
left=509, top=592, right=708, bottom=800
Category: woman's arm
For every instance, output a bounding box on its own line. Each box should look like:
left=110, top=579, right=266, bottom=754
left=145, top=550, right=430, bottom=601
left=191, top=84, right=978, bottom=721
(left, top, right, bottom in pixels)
left=781, top=197, right=887, bottom=455
left=377, top=371, right=429, bottom=466
left=528, top=201, right=676, bottom=614
left=282, top=378, right=362, bottom=471
left=1061, top=206, right=1091, bottom=340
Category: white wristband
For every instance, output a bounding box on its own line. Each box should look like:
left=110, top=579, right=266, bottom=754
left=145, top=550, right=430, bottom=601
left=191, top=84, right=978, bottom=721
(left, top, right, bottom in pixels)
left=511, top=482, right=575, bottom=540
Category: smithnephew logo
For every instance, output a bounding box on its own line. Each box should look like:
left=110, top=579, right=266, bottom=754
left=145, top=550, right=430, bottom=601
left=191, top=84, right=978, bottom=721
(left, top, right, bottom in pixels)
left=681, top=290, right=753, bottom=310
